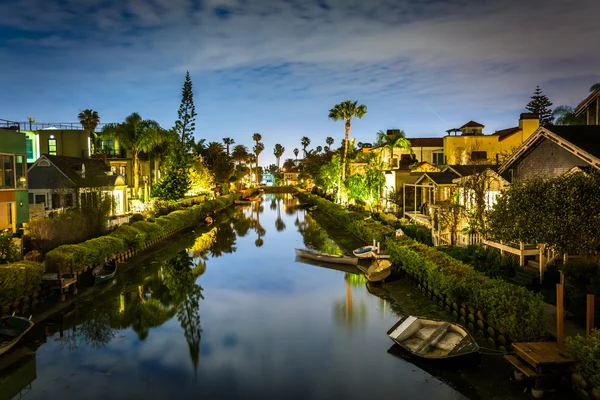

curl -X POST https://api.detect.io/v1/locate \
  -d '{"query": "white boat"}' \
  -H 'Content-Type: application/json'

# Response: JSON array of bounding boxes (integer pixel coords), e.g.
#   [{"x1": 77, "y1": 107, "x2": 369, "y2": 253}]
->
[
  {"x1": 387, "y1": 316, "x2": 479, "y2": 360},
  {"x1": 352, "y1": 245, "x2": 375, "y2": 258},
  {"x1": 0, "y1": 314, "x2": 34, "y2": 356},
  {"x1": 294, "y1": 248, "x2": 358, "y2": 266}
]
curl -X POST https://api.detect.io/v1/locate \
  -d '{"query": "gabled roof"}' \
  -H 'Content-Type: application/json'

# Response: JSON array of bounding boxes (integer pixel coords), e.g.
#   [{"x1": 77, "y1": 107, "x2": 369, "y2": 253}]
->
[
  {"x1": 445, "y1": 164, "x2": 498, "y2": 177},
  {"x1": 28, "y1": 155, "x2": 118, "y2": 189},
  {"x1": 459, "y1": 120, "x2": 485, "y2": 129},
  {"x1": 575, "y1": 89, "x2": 600, "y2": 116},
  {"x1": 493, "y1": 126, "x2": 520, "y2": 141},
  {"x1": 499, "y1": 125, "x2": 600, "y2": 174},
  {"x1": 408, "y1": 137, "x2": 443, "y2": 147},
  {"x1": 415, "y1": 171, "x2": 459, "y2": 185},
  {"x1": 452, "y1": 168, "x2": 509, "y2": 185}
]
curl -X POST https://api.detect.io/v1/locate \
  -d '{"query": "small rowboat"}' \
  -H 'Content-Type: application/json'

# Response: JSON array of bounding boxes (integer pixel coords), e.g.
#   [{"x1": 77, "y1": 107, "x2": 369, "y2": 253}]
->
[
  {"x1": 249, "y1": 197, "x2": 261, "y2": 202},
  {"x1": 357, "y1": 259, "x2": 391, "y2": 282},
  {"x1": 93, "y1": 258, "x2": 118, "y2": 285},
  {"x1": 387, "y1": 316, "x2": 479, "y2": 360},
  {"x1": 294, "y1": 248, "x2": 358, "y2": 266},
  {"x1": 0, "y1": 314, "x2": 34, "y2": 356},
  {"x1": 353, "y1": 245, "x2": 375, "y2": 259}
]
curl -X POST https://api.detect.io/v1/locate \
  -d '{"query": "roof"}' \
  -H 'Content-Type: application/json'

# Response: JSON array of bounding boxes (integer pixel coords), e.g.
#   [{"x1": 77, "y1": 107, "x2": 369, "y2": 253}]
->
[
  {"x1": 499, "y1": 125, "x2": 600, "y2": 174},
  {"x1": 45, "y1": 155, "x2": 110, "y2": 183},
  {"x1": 28, "y1": 155, "x2": 116, "y2": 189},
  {"x1": 493, "y1": 126, "x2": 520, "y2": 140},
  {"x1": 446, "y1": 164, "x2": 499, "y2": 177},
  {"x1": 415, "y1": 171, "x2": 459, "y2": 185},
  {"x1": 575, "y1": 89, "x2": 600, "y2": 116},
  {"x1": 408, "y1": 137, "x2": 443, "y2": 147},
  {"x1": 459, "y1": 120, "x2": 485, "y2": 129}
]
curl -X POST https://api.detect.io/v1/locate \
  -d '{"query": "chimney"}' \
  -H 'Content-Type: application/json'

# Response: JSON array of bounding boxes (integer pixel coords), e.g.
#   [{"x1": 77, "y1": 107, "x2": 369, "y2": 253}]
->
[{"x1": 519, "y1": 113, "x2": 540, "y2": 141}]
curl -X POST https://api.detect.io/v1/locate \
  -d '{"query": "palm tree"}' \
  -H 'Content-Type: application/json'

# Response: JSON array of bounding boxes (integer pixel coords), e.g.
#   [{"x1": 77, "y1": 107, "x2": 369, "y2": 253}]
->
[
  {"x1": 253, "y1": 142, "x2": 265, "y2": 185},
  {"x1": 328, "y1": 100, "x2": 368, "y2": 180},
  {"x1": 552, "y1": 106, "x2": 585, "y2": 125},
  {"x1": 149, "y1": 128, "x2": 177, "y2": 182},
  {"x1": 591, "y1": 83, "x2": 600, "y2": 92},
  {"x1": 102, "y1": 112, "x2": 160, "y2": 197},
  {"x1": 192, "y1": 138, "x2": 206, "y2": 156},
  {"x1": 222, "y1": 137, "x2": 235, "y2": 155},
  {"x1": 252, "y1": 133, "x2": 262, "y2": 145},
  {"x1": 204, "y1": 142, "x2": 226, "y2": 175},
  {"x1": 232, "y1": 144, "x2": 249, "y2": 165},
  {"x1": 78, "y1": 109, "x2": 100, "y2": 154},
  {"x1": 376, "y1": 129, "x2": 412, "y2": 167},
  {"x1": 326, "y1": 136, "x2": 334, "y2": 148},
  {"x1": 273, "y1": 143, "x2": 285, "y2": 170},
  {"x1": 316, "y1": 145, "x2": 323, "y2": 154},
  {"x1": 301, "y1": 137, "x2": 311, "y2": 158},
  {"x1": 293, "y1": 148, "x2": 299, "y2": 162},
  {"x1": 246, "y1": 154, "x2": 256, "y2": 185}
]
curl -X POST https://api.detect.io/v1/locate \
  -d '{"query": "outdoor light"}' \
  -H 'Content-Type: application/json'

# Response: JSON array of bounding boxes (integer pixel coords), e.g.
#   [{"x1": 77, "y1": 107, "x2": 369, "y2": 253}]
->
[
  {"x1": 19, "y1": 201, "x2": 23, "y2": 207},
  {"x1": 50, "y1": 134, "x2": 55, "y2": 139}
]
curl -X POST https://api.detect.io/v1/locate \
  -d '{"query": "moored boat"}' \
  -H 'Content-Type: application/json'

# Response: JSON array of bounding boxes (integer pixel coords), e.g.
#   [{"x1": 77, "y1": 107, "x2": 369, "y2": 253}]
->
[
  {"x1": 365, "y1": 259, "x2": 391, "y2": 282},
  {"x1": 294, "y1": 248, "x2": 358, "y2": 266},
  {"x1": 353, "y1": 245, "x2": 375, "y2": 259},
  {"x1": 92, "y1": 258, "x2": 118, "y2": 285},
  {"x1": 387, "y1": 316, "x2": 479, "y2": 360},
  {"x1": 234, "y1": 199, "x2": 252, "y2": 205},
  {"x1": 0, "y1": 314, "x2": 34, "y2": 356},
  {"x1": 249, "y1": 196, "x2": 261, "y2": 202}
]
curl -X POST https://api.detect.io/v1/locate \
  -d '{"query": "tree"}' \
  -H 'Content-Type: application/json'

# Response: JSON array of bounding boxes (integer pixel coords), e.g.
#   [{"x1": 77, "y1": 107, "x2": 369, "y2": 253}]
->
[
  {"x1": 149, "y1": 127, "x2": 178, "y2": 183},
  {"x1": 316, "y1": 146, "x2": 323, "y2": 153},
  {"x1": 231, "y1": 144, "x2": 249, "y2": 165},
  {"x1": 315, "y1": 155, "x2": 342, "y2": 194},
  {"x1": 591, "y1": 83, "x2": 600, "y2": 92},
  {"x1": 187, "y1": 155, "x2": 213, "y2": 196},
  {"x1": 301, "y1": 136, "x2": 311, "y2": 157},
  {"x1": 436, "y1": 193, "x2": 465, "y2": 246},
  {"x1": 525, "y1": 86, "x2": 553, "y2": 126},
  {"x1": 344, "y1": 154, "x2": 385, "y2": 212},
  {"x1": 326, "y1": 137, "x2": 334, "y2": 148},
  {"x1": 151, "y1": 150, "x2": 191, "y2": 201},
  {"x1": 376, "y1": 129, "x2": 411, "y2": 166},
  {"x1": 175, "y1": 71, "x2": 197, "y2": 151},
  {"x1": 273, "y1": 143, "x2": 285, "y2": 170},
  {"x1": 328, "y1": 100, "x2": 367, "y2": 181},
  {"x1": 253, "y1": 142, "x2": 265, "y2": 185},
  {"x1": 78, "y1": 109, "x2": 100, "y2": 154},
  {"x1": 293, "y1": 148, "x2": 299, "y2": 162},
  {"x1": 102, "y1": 112, "x2": 159, "y2": 197},
  {"x1": 192, "y1": 138, "x2": 206, "y2": 156},
  {"x1": 222, "y1": 137, "x2": 235, "y2": 155},
  {"x1": 553, "y1": 105, "x2": 586, "y2": 125},
  {"x1": 282, "y1": 158, "x2": 296, "y2": 171},
  {"x1": 252, "y1": 133, "x2": 262, "y2": 145}
]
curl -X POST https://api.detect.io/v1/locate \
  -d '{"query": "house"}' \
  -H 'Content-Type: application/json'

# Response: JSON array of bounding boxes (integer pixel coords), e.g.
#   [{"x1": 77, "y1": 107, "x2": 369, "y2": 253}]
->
[
  {"x1": 283, "y1": 167, "x2": 301, "y2": 185},
  {"x1": 575, "y1": 88, "x2": 600, "y2": 125},
  {"x1": 364, "y1": 132, "x2": 444, "y2": 169},
  {"x1": 27, "y1": 155, "x2": 129, "y2": 216},
  {"x1": 443, "y1": 114, "x2": 540, "y2": 165},
  {"x1": 499, "y1": 125, "x2": 600, "y2": 181},
  {"x1": 0, "y1": 123, "x2": 29, "y2": 233}
]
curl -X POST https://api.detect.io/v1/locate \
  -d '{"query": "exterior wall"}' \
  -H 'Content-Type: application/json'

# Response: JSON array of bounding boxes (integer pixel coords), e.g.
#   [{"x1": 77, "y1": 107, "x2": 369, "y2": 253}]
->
[
  {"x1": 444, "y1": 135, "x2": 502, "y2": 165},
  {"x1": 0, "y1": 130, "x2": 29, "y2": 232},
  {"x1": 21, "y1": 130, "x2": 39, "y2": 162},
  {"x1": 510, "y1": 138, "x2": 591, "y2": 181},
  {"x1": 38, "y1": 129, "x2": 90, "y2": 158},
  {"x1": 370, "y1": 146, "x2": 444, "y2": 168}
]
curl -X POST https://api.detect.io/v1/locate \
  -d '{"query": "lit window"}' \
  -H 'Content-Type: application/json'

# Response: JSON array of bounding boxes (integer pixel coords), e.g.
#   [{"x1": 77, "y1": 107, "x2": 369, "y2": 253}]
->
[
  {"x1": 26, "y1": 138, "x2": 34, "y2": 160},
  {"x1": 48, "y1": 139, "x2": 57, "y2": 155}
]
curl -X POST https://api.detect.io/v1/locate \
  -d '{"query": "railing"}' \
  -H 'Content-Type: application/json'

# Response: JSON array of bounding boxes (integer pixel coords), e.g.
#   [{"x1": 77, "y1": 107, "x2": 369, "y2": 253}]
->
[
  {"x1": 0, "y1": 118, "x2": 20, "y2": 130},
  {"x1": 15, "y1": 121, "x2": 113, "y2": 131},
  {"x1": 108, "y1": 215, "x2": 130, "y2": 228}
]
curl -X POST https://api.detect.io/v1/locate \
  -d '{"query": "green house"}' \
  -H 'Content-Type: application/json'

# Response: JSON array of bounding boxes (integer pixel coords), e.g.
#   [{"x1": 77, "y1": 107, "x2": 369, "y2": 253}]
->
[{"x1": 0, "y1": 124, "x2": 29, "y2": 232}]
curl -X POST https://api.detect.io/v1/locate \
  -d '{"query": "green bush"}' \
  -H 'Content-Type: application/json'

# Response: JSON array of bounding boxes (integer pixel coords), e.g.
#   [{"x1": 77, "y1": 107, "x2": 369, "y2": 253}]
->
[
  {"x1": 110, "y1": 225, "x2": 147, "y2": 250},
  {"x1": 130, "y1": 213, "x2": 144, "y2": 222},
  {"x1": 398, "y1": 220, "x2": 434, "y2": 246},
  {"x1": 386, "y1": 236, "x2": 545, "y2": 341},
  {"x1": 439, "y1": 245, "x2": 519, "y2": 279},
  {"x1": 131, "y1": 221, "x2": 164, "y2": 242},
  {"x1": 560, "y1": 261, "x2": 600, "y2": 322},
  {"x1": 0, "y1": 231, "x2": 22, "y2": 264},
  {"x1": 0, "y1": 261, "x2": 44, "y2": 306},
  {"x1": 567, "y1": 330, "x2": 600, "y2": 388}
]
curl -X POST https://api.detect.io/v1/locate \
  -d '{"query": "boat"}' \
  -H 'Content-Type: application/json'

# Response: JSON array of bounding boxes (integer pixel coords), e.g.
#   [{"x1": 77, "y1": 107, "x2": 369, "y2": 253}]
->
[
  {"x1": 234, "y1": 199, "x2": 252, "y2": 205},
  {"x1": 307, "y1": 206, "x2": 318, "y2": 211},
  {"x1": 353, "y1": 245, "x2": 375, "y2": 258},
  {"x1": 249, "y1": 197, "x2": 261, "y2": 202},
  {"x1": 205, "y1": 216, "x2": 213, "y2": 226},
  {"x1": 294, "y1": 248, "x2": 358, "y2": 266},
  {"x1": 387, "y1": 316, "x2": 479, "y2": 360},
  {"x1": 92, "y1": 258, "x2": 118, "y2": 285},
  {"x1": 0, "y1": 314, "x2": 34, "y2": 356},
  {"x1": 357, "y1": 259, "x2": 391, "y2": 282}
]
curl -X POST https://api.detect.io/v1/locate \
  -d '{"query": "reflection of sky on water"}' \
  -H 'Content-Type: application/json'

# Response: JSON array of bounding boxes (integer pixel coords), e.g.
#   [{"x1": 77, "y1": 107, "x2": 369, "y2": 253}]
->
[{"x1": 21, "y1": 194, "x2": 464, "y2": 400}]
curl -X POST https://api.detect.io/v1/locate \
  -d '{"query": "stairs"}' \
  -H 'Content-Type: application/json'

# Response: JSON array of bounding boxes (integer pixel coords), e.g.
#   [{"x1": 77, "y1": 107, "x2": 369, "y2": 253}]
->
[{"x1": 509, "y1": 262, "x2": 540, "y2": 286}]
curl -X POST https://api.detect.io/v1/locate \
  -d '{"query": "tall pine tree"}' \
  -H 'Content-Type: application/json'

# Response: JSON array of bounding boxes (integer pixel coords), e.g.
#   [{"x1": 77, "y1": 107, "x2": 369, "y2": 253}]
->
[
  {"x1": 175, "y1": 71, "x2": 197, "y2": 151},
  {"x1": 526, "y1": 86, "x2": 553, "y2": 126}
]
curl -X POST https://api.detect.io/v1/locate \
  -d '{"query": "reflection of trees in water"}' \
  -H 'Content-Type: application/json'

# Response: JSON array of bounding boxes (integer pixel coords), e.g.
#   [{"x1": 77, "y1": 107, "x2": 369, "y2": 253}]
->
[
  {"x1": 254, "y1": 203, "x2": 266, "y2": 248},
  {"x1": 334, "y1": 273, "x2": 368, "y2": 330},
  {"x1": 162, "y1": 251, "x2": 204, "y2": 374},
  {"x1": 233, "y1": 209, "x2": 252, "y2": 237},
  {"x1": 211, "y1": 222, "x2": 237, "y2": 257},
  {"x1": 275, "y1": 197, "x2": 286, "y2": 232},
  {"x1": 79, "y1": 309, "x2": 116, "y2": 349},
  {"x1": 296, "y1": 213, "x2": 342, "y2": 255}
]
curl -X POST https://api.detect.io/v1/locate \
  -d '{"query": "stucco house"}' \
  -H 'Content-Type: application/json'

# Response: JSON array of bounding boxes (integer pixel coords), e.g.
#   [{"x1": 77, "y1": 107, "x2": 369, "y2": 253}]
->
[{"x1": 0, "y1": 122, "x2": 29, "y2": 232}]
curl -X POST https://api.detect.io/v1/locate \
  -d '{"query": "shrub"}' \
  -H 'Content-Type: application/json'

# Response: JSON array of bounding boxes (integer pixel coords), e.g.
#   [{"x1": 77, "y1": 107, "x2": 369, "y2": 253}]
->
[
  {"x1": 398, "y1": 220, "x2": 433, "y2": 246},
  {"x1": 0, "y1": 231, "x2": 22, "y2": 264},
  {"x1": 109, "y1": 225, "x2": 147, "y2": 251},
  {"x1": 567, "y1": 330, "x2": 600, "y2": 388},
  {"x1": 131, "y1": 221, "x2": 164, "y2": 242},
  {"x1": 439, "y1": 245, "x2": 519, "y2": 279},
  {"x1": 0, "y1": 261, "x2": 44, "y2": 306},
  {"x1": 130, "y1": 213, "x2": 144, "y2": 223},
  {"x1": 560, "y1": 261, "x2": 600, "y2": 322}
]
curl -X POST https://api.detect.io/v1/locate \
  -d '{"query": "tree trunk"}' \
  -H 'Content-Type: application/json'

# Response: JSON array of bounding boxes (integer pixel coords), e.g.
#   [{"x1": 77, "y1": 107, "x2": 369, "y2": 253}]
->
[
  {"x1": 256, "y1": 157, "x2": 260, "y2": 186},
  {"x1": 154, "y1": 157, "x2": 161, "y2": 183},
  {"x1": 342, "y1": 121, "x2": 351, "y2": 181},
  {"x1": 133, "y1": 151, "x2": 140, "y2": 198}
]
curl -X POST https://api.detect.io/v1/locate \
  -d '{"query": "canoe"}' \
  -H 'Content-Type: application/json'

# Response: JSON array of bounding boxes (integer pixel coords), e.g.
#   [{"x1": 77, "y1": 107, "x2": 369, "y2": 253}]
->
[
  {"x1": 387, "y1": 316, "x2": 479, "y2": 360},
  {"x1": 0, "y1": 315, "x2": 34, "y2": 356},
  {"x1": 353, "y1": 245, "x2": 375, "y2": 259},
  {"x1": 93, "y1": 258, "x2": 117, "y2": 285},
  {"x1": 294, "y1": 248, "x2": 358, "y2": 266}
]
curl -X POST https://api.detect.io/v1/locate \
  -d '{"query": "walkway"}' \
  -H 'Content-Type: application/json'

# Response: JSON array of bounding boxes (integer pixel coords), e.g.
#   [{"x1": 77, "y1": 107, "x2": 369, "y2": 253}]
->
[{"x1": 542, "y1": 302, "x2": 586, "y2": 339}]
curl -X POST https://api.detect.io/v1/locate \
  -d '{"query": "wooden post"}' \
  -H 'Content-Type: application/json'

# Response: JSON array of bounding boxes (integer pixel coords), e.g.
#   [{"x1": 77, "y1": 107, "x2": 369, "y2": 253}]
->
[
  {"x1": 557, "y1": 271, "x2": 564, "y2": 344},
  {"x1": 587, "y1": 294, "x2": 595, "y2": 336},
  {"x1": 519, "y1": 241, "x2": 525, "y2": 267},
  {"x1": 402, "y1": 184, "x2": 406, "y2": 220},
  {"x1": 539, "y1": 244, "x2": 545, "y2": 284},
  {"x1": 500, "y1": 240, "x2": 504, "y2": 256}
]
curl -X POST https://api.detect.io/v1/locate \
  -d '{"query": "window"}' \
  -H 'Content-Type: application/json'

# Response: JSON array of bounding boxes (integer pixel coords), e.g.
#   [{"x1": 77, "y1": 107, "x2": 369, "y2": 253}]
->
[
  {"x1": 35, "y1": 194, "x2": 46, "y2": 208},
  {"x1": 48, "y1": 139, "x2": 57, "y2": 155},
  {"x1": 28, "y1": 193, "x2": 33, "y2": 204},
  {"x1": 15, "y1": 155, "x2": 26, "y2": 188},
  {"x1": 119, "y1": 165, "x2": 126, "y2": 176},
  {"x1": 51, "y1": 193, "x2": 61, "y2": 209},
  {"x1": 64, "y1": 193, "x2": 74, "y2": 207},
  {"x1": 0, "y1": 155, "x2": 15, "y2": 189},
  {"x1": 470, "y1": 151, "x2": 488, "y2": 162},
  {"x1": 433, "y1": 152, "x2": 444, "y2": 166},
  {"x1": 26, "y1": 138, "x2": 34, "y2": 160}
]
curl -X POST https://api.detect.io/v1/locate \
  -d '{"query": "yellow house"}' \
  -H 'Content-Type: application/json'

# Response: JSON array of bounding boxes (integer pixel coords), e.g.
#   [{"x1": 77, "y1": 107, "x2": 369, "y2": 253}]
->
[
  {"x1": 364, "y1": 134, "x2": 444, "y2": 169},
  {"x1": 443, "y1": 114, "x2": 540, "y2": 165}
]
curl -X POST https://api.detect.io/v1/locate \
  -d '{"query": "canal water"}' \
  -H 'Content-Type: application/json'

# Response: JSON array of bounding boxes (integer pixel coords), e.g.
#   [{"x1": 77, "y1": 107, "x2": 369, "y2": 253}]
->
[{"x1": 1, "y1": 194, "x2": 464, "y2": 400}]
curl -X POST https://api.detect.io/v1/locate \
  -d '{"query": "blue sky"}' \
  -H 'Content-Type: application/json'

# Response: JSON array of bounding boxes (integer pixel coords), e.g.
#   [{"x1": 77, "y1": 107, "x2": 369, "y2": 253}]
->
[{"x1": 1, "y1": 0, "x2": 598, "y2": 165}]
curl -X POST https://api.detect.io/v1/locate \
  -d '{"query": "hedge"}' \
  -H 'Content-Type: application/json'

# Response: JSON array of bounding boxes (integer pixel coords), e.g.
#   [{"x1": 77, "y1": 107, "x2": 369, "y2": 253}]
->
[
  {"x1": 44, "y1": 194, "x2": 235, "y2": 274},
  {"x1": 0, "y1": 261, "x2": 44, "y2": 306},
  {"x1": 386, "y1": 236, "x2": 545, "y2": 341}
]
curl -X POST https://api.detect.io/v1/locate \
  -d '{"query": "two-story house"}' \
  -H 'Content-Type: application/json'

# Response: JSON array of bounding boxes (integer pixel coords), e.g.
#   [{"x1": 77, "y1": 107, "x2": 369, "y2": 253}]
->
[{"x1": 0, "y1": 121, "x2": 29, "y2": 232}]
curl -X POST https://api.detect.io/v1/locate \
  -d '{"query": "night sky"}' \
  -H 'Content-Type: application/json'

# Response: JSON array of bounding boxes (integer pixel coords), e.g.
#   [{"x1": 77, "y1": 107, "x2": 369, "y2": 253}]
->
[{"x1": 1, "y1": 0, "x2": 598, "y2": 164}]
